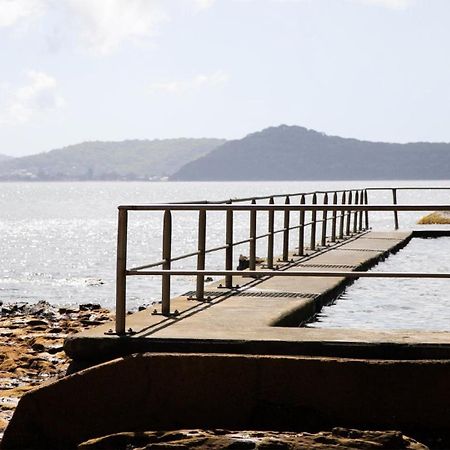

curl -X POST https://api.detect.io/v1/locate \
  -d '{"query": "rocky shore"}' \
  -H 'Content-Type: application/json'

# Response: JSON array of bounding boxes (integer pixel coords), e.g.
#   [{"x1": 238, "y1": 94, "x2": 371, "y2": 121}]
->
[
  {"x1": 0, "y1": 301, "x2": 113, "y2": 436},
  {"x1": 78, "y1": 428, "x2": 428, "y2": 450}
]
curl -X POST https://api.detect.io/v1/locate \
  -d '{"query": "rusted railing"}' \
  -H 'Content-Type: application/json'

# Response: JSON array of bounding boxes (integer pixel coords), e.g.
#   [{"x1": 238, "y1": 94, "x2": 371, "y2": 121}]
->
[{"x1": 113, "y1": 186, "x2": 450, "y2": 335}]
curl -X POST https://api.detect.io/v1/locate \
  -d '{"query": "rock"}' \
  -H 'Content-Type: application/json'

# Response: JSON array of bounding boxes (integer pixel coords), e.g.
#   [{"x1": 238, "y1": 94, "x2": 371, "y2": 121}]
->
[
  {"x1": 59, "y1": 307, "x2": 78, "y2": 314},
  {"x1": 77, "y1": 429, "x2": 429, "y2": 450},
  {"x1": 0, "y1": 301, "x2": 113, "y2": 435},
  {"x1": 80, "y1": 319, "x2": 103, "y2": 326},
  {"x1": 0, "y1": 417, "x2": 9, "y2": 432},
  {"x1": 79, "y1": 303, "x2": 101, "y2": 311},
  {"x1": 237, "y1": 254, "x2": 249, "y2": 270},
  {"x1": 47, "y1": 345, "x2": 64, "y2": 355},
  {"x1": 49, "y1": 327, "x2": 63, "y2": 333},
  {"x1": 417, "y1": 211, "x2": 450, "y2": 224},
  {"x1": 31, "y1": 342, "x2": 46, "y2": 352}
]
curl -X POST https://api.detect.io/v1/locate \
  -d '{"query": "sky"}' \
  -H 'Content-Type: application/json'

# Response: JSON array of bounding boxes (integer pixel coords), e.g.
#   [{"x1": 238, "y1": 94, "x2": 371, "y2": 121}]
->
[{"x1": 0, "y1": 0, "x2": 450, "y2": 156}]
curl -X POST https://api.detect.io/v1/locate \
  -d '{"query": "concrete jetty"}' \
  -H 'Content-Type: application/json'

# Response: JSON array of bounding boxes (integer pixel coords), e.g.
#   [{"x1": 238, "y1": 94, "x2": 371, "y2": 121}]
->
[{"x1": 65, "y1": 230, "x2": 450, "y2": 363}]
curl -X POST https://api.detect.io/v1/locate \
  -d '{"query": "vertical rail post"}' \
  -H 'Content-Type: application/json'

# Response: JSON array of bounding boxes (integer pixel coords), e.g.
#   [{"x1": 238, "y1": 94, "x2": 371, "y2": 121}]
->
[
  {"x1": 225, "y1": 202, "x2": 234, "y2": 288},
  {"x1": 331, "y1": 192, "x2": 338, "y2": 242},
  {"x1": 358, "y1": 189, "x2": 364, "y2": 231},
  {"x1": 364, "y1": 189, "x2": 369, "y2": 229},
  {"x1": 298, "y1": 195, "x2": 305, "y2": 256},
  {"x1": 392, "y1": 188, "x2": 399, "y2": 230},
  {"x1": 353, "y1": 190, "x2": 359, "y2": 233},
  {"x1": 321, "y1": 193, "x2": 328, "y2": 247},
  {"x1": 196, "y1": 209, "x2": 206, "y2": 301},
  {"x1": 282, "y1": 196, "x2": 290, "y2": 261},
  {"x1": 267, "y1": 197, "x2": 274, "y2": 268},
  {"x1": 346, "y1": 190, "x2": 352, "y2": 236},
  {"x1": 310, "y1": 193, "x2": 317, "y2": 251},
  {"x1": 339, "y1": 191, "x2": 346, "y2": 239},
  {"x1": 249, "y1": 199, "x2": 257, "y2": 271},
  {"x1": 161, "y1": 209, "x2": 172, "y2": 316},
  {"x1": 115, "y1": 208, "x2": 128, "y2": 335}
]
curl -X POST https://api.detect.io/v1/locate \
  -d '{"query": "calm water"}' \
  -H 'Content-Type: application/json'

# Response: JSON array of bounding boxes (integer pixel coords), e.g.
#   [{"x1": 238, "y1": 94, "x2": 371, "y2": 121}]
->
[
  {"x1": 308, "y1": 237, "x2": 450, "y2": 331},
  {"x1": 0, "y1": 180, "x2": 449, "y2": 317}
]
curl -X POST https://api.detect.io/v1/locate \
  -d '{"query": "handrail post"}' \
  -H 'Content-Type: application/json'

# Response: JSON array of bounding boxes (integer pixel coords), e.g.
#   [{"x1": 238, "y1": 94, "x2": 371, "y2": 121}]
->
[
  {"x1": 282, "y1": 196, "x2": 290, "y2": 261},
  {"x1": 298, "y1": 195, "x2": 305, "y2": 256},
  {"x1": 310, "y1": 193, "x2": 317, "y2": 250},
  {"x1": 321, "y1": 193, "x2": 328, "y2": 247},
  {"x1": 339, "y1": 191, "x2": 346, "y2": 239},
  {"x1": 353, "y1": 190, "x2": 359, "y2": 233},
  {"x1": 364, "y1": 189, "x2": 369, "y2": 229},
  {"x1": 267, "y1": 197, "x2": 274, "y2": 268},
  {"x1": 249, "y1": 199, "x2": 257, "y2": 271},
  {"x1": 161, "y1": 209, "x2": 172, "y2": 315},
  {"x1": 196, "y1": 209, "x2": 206, "y2": 301},
  {"x1": 346, "y1": 190, "x2": 352, "y2": 235},
  {"x1": 358, "y1": 189, "x2": 364, "y2": 231},
  {"x1": 392, "y1": 188, "x2": 399, "y2": 230},
  {"x1": 225, "y1": 203, "x2": 233, "y2": 288},
  {"x1": 331, "y1": 192, "x2": 337, "y2": 242},
  {"x1": 115, "y1": 208, "x2": 128, "y2": 335}
]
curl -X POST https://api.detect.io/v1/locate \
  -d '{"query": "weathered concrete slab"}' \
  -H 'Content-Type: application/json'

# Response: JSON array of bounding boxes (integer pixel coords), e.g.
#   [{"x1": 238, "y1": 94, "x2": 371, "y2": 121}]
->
[{"x1": 3, "y1": 352, "x2": 450, "y2": 449}]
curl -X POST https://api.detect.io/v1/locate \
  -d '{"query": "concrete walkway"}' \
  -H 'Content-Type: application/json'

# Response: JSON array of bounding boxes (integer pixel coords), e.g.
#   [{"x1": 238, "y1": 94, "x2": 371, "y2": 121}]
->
[{"x1": 65, "y1": 230, "x2": 450, "y2": 362}]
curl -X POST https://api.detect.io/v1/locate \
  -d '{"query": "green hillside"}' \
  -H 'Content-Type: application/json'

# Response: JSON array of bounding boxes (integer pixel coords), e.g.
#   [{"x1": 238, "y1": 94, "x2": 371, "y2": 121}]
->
[
  {"x1": 0, "y1": 154, "x2": 13, "y2": 162},
  {"x1": 172, "y1": 125, "x2": 450, "y2": 181},
  {"x1": 0, "y1": 139, "x2": 225, "y2": 181}
]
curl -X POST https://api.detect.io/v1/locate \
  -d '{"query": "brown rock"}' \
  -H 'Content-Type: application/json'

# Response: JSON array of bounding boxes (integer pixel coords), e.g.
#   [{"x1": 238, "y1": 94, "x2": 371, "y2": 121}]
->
[
  {"x1": 79, "y1": 303, "x2": 101, "y2": 311},
  {"x1": 0, "y1": 301, "x2": 113, "y2": 436},
  {"x1": 77, "y1": 429, "x2": 428, "y2": 450},
  {"x1": 0, "y1": 417, "x2": 9, "y2": 432},
  {"x1": 49, "y1": 327, "x2": 63, "y2": 333},
  {"x1": 26, "y1": 319, "x2": 48, "y2": 327}
]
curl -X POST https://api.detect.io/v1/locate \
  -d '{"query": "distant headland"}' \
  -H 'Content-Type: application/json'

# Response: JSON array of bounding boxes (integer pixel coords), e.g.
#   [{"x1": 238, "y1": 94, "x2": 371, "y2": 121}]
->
[{"x1": 1, "y1": 125, "x2": 450, "y2": 181}]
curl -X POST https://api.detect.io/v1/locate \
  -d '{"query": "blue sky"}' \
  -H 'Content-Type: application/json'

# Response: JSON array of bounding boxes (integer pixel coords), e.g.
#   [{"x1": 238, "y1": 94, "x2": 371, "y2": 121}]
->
[{"x1": 0, "y1": 0, "x2": 449, "y2": 156}]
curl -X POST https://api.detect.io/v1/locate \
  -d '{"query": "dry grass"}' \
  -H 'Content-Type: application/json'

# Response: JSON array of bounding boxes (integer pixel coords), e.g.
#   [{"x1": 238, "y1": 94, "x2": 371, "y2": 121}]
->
[{"x1": 417, "y1": 212, "x2": 450, "y2": 224}]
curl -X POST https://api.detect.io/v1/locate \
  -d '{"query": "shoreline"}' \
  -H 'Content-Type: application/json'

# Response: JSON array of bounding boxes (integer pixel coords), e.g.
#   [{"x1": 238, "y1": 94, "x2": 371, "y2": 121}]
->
[{"x1": 0, "y1": 301, "x2": 113, "y2": 436}]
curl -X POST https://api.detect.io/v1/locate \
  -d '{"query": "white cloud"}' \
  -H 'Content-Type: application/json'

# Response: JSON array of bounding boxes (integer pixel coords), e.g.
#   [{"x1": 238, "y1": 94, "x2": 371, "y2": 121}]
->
[
  {"x1": 0, "y1": 71, "x2": 65, "y2": 125},
  {"x1": 148, "y1": 70, "x2": 229, "y2": 95},
  {"x1": 0, "y1": 0, "x2": 216, "y2": 54},
  {"x1": 349, "y1": 0, "x2": 413, "y2": 9},
  {"x1": 0, "y1": 0, "x2": 44, "y2": 27},
  {"x1": 64, "y1": 0, "x2": 169, "y2": 55},
  {"x1": 267, "y1": 0, "x2": 413, "y2": 8},
  {"x1": 192, "y1": 0, "x2": 216, "y2": 9}
]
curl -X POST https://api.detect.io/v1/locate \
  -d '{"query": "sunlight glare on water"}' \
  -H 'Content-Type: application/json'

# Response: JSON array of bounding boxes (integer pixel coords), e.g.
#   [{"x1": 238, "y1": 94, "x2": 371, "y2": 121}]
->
[{"x1": 0, "y1": 180, "x2": 449, "y2": 312}]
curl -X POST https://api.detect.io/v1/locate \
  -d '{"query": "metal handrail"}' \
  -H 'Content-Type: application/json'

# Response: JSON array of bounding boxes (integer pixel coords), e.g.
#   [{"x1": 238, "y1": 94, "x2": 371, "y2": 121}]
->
[
  {"x1": 118, "y1": 204, "x2": 449, "y2": 211},
  {"x1": 169, "y1": 186, "x2": 450, "y2": 205},
  {"x1": 114, "y1": 192, "x2": 450, "y2": 334},
  {"x1": 128, "y1": 269, "x2": 450, "y2": 279}
]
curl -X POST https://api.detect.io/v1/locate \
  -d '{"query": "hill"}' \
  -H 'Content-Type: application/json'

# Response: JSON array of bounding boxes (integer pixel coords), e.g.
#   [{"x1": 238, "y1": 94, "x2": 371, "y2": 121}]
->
[
  {"x1": 0, "y1": 139, "x2": 225, "y2": 181},
  {"x1": 0, "y1": 154, "x2": 13, "y2": 162},
  {"x1": 172, "y1": 125, "x2": 450, "y2": 180}
]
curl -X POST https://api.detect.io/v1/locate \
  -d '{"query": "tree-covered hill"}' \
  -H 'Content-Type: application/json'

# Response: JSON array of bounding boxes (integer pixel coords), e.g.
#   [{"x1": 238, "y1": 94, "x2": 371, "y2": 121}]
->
[
  {"x1": 0, "y1": 154, "x2": 13, "y2": 162},
  {"x1": 172, "y1": 125, "x2": 450, "y2": 180},
  {"x1": 0, "y1": 139, "x2": 225, "y2": 181}
]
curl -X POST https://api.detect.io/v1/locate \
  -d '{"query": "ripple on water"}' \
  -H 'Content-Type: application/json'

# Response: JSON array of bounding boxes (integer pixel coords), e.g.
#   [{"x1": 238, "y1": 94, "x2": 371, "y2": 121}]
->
[{"x1": 307, "y1": 237, "x2": 450, "y2": 331}]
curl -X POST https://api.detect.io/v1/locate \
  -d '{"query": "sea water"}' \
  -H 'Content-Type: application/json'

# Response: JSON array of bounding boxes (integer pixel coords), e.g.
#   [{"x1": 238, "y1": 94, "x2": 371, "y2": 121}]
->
[
  {"x1": 0, "y1": 180, "x2": 449, "y2": 320},
  {"x1": 307, "y1": 236, "x2": 450, "y2": 331}
]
